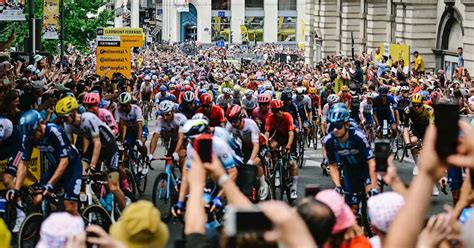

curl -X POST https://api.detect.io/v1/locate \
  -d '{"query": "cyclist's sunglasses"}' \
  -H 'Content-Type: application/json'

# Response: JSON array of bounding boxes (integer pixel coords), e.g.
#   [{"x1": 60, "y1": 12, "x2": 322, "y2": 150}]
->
[
  {"x1": 229, "y1": 118, "x2": 241, "y2": 124},
  {"x1": 202, "y1": 104, "x2": 211, "y2": 109},
  {"x1": 259, "y1": 102, "x2": 269, "y2": 106},
  {"x1": 162, "y1": 112, "x2": 172, "y2": 117},
  {"x1": 331, "y1": 122, "x2": 345, "y2": 130},
  {"x1": 271, "y1": 108, "x2": 282, "y2": 113},
  {"x1": 84, "y1": 104, "x2": 97, "y2": 109},
  {"x1": 413, "y1": 104, "x2": 422, "y2": 109}
]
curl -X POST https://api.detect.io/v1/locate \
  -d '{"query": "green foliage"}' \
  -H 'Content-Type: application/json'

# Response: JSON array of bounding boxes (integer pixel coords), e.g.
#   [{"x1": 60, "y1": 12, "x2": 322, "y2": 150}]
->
[{"x1": 0, "y1": 0, "x2": 113, "y2": 54}]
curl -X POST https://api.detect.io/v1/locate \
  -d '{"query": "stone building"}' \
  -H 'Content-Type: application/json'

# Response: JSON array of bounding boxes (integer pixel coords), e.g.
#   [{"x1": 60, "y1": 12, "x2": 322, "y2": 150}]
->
[{"x1": 304, "y1": 0, "x2": 473, "y2": 74}]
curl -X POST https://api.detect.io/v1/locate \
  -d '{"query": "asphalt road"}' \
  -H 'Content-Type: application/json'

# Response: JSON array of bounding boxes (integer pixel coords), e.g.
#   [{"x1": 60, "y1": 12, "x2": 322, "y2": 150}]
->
[{"x1": 140, "y1": 119, "x2": 452, "y2": 247}]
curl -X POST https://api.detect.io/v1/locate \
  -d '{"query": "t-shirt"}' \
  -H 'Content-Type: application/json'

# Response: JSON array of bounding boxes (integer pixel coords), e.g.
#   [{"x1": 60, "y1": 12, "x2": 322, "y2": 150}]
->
[
  {"x1": 265, "y1": 112, "x2": 295, "y2": 137},
  {"x1": 197, "y1": 105, "x2": 225, "y2": 127},
  {"x1": 415, "y1": 55, "x2": 425, "y2": 72}
]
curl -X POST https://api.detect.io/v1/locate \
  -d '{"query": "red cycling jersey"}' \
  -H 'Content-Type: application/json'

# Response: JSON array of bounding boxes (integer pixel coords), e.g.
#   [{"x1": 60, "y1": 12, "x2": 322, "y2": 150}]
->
[
  {"x1": 337, "y1": 92, "x2": 352, "y2": 104},
  {"x1": 197, "y1": 105, "x2": 225, "y2": 127},
  {"x1": 265, "y1": 112, "x2": 295, "y2": 137}
]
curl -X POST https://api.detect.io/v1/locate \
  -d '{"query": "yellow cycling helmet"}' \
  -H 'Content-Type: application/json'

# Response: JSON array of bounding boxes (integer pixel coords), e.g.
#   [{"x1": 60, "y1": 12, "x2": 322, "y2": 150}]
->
[
  {"x1": 302, "y1": 80, "x2": 309, "y2": 87},
  {"x1": 55, "y1": 96, "x2": 79, "y2": 116},
  {"x1": 341, "y1": 85, "x2": 349, "y2": 92},
  {"x1": 308, "y1": 87, "x2": 317, "y2": 94},
  {"x1": 411, "y1": 93, "x2": 423, "y2": 104}
]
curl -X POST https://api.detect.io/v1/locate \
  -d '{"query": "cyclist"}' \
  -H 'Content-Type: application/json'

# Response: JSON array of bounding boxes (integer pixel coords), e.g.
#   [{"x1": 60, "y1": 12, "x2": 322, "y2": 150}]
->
[
  {"x1": 359, "y1": 92, "x2": 374, "y2": 126},
  {"x1": 232, "y1": 85, "x2": 242, "y2": 105},
  {"x1": 293, "y1": 87, "x2": 313, "y2": 137},
  {"x1": 82, "y1": 92, "x2": 119, "y2": 135},
  {"x1": 253, "y1": 93, "x2": 272, "y2": 133},
  {"x1": 197, "y1": 93, "x2": 225, "y2": 127},
  {"x1": 8, "y1": 110, "x2": 82, "y2": 216},
  {"x1": 281, "y1": 90, "x2": 303, "y2": 133},
  {"x1": 337, "y1": 85, "x2": 352, "y2": 110},
  {"x1": 149, "y1": 100, "x2": 188, "y2": 167},
  {"x1": 179, "y1": 91, "x2": 200, "y2": 119},
  {"x1": 320, "y1": 94, "x2": 340, "y2": 136},
  {"x1": 156, "y1": 85, "x2": 172, "y2": 104},
  {"x1": 1, "y1": 117, "x2": 22, "y2": 190},
  {"x1": 55, "y1": 96, "x2": 126, "y2": 209},
  {"x1": 265, "y1": 99, "x2": 298, "y2": 200},
  {"x1": 373, "y1": 86, "x2": 399, "y2": 140},
  {"x1": 396, "y1": 86, "x2": 411, "y2": 125},
  {"x1": 323, "y1": 106, "x2": 378, "y2": 214},
  {"x1": 139, "y1": 75, "x2": 154, "y2": 119},
  {"x1": 226, "y1": 104, "x2": 269, "y2": 200},
  {"x1": 241, "y1": 89, "x2": 258, "y2": 117},
  {"x1": 308, "y1": 87, "x2": 320, "y2": 127},
  {"x1": 216, "y1": 87, "x2": 233, "y2": 113},
  {"x1": 115, "y1": 92, "x2": 147, "y2": 156}
]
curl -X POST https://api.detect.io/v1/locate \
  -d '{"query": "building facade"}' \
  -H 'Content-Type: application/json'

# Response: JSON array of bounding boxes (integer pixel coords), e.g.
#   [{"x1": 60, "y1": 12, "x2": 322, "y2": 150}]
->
[
  {"x1": 304, "y1": 0, "x2": 474, "y2": 73},
  {"x1": 160, "y1": 0, "x2": 306, "y2": 44}
]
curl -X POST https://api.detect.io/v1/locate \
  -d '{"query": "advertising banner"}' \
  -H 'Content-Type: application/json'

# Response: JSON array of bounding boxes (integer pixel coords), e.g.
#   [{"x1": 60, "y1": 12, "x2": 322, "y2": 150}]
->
[
  {"x1": 43, "y1": 0, "x2": 60, "y2": 39},
  {"x1": 380, "y1": 43, "x2": 410, "y2": 68},
  {"x1": 96, "y1": 47, "x2": 131, "y2": 78},
  {"x1": 0, "y1": 148, "x2": 41, "y2": 190},
  {"x1": 0, "y1": 1, "x2": 26, "y2": 21}
]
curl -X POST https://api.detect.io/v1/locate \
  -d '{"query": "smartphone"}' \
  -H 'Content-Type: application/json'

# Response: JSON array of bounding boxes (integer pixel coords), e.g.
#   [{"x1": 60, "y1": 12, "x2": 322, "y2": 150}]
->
[
  {"x1": 305, "y1": 184, "x2": 321, "y2": 197},
  {"x1": 225, "y1": 207, "x2": 273, "y2": 237},
  {"x1": 194, "y1": 134, "x2": 213, "y2": 163},
  {"x1": 470, "y1": 169, "x2": 474, "y2": 189},
  {"x1": 375, "y1": 140, "x2": 391, "y2": 172},
  {"x1": 434, "y1": 102, "x2": 459, "y2": 160}
]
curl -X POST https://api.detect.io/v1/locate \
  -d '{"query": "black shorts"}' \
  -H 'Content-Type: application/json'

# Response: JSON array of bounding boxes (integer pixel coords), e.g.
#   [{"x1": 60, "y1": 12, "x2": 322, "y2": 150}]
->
[{"x1": 82, "y1": 133, "x2": 119, "y2": 171}]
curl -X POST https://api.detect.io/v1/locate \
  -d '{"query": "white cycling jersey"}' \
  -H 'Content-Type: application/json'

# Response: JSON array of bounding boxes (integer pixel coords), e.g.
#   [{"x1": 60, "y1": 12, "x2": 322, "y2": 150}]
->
[
  {"x1": 216, "y1": 95, "x2": 233, "y2": 108},
  {"x1": 241, "y1": 95, "x2": 258, "y2": 110},
  {"x1": 359, "y1": 100, "x2": 373, "y2": 114},
  {"x1": 185, "y1": 135, "x2": 236, "y2": 170},
  {"x1": 225, "y1": 118, "x2": 259, "y2": 147},
  {"x1": 65, "y1": 112, "x2": 115, "y2": 143},
  {"x1": 154, "y1": 113, "x2": 187, "y2": 135},
  {"x1": 140, "y1": 82, "x2": 154, "y2": 94},
  {"x1": 115, "y1": 104, "x2": 144, "y2": 127},
  {"x1": 321, "y1": 103, "x2": 330, "y2": 123}
]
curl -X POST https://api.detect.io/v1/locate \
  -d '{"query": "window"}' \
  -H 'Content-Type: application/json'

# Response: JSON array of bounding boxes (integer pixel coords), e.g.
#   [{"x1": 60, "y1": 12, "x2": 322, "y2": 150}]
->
[
  {"x1": 246, "y1": 0, "x2": 263, "y2": 8},
  {"x1": 278, "y1": 0, "x2": 296, "y2": 10},
  {"x1": 244, "y1": 16, "x2": 264, "y2": 41},
  {"x1": 212, "y1": 16, "x2": 231, "y2": 41},
  {"x1": 277, "y1": 16, "x2": 296, "y2": 41},
  {"x1": 212, "y1": 0, "x2": 230, "y2": 10}
]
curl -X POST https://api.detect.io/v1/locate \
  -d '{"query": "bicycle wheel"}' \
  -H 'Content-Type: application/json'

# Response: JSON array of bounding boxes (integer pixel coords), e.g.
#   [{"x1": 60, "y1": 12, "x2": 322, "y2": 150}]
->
[
  {"x1": 152, "y1": 173, "x2": 174, "y2": 222},
  {"x1": 394, "y1": 135, "x2": 404, "y2": 161},
  {"x1": 298, "y1": 139, "x2": 305, "y2": 169},
  {"x1": 17, "y1": 212, "x2": 42, "y2": 248},
  {"x1": 271, "y1": 163, "x2": 284, "y2": 201},
  {"x1": 312, "y1": 125, "x2": 319, "y2": 150},
  {"x1": 125, "y1": 168, "x2": 138, "y2": 200},
  {"x1": 360, "y1": 199, "x2": 374, "y2": 237},
  {"x1": 81, "y1": 204, "x2": 112, "y2": 232},
  {"x1": 133, "y1": 159, "x2": 148, "y2": 196},
  {"x1": 263, "y1": 176, "x2": 275, "y2": 201}
]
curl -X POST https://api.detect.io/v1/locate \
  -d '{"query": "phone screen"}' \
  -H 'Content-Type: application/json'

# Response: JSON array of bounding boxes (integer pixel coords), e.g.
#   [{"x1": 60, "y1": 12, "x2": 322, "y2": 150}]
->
[
  {"x1": 236, "y1": 211, "x2": 272, "y2": 232},
  {"x1": 434, "y1": 102, "x2": 459, "y2": 159},
  {"x1": 195, "y1": 135, "x2": 213, "y2": 163},
  {"x1": 375, "y1": 140, "x2": 391, "y2": 172}
]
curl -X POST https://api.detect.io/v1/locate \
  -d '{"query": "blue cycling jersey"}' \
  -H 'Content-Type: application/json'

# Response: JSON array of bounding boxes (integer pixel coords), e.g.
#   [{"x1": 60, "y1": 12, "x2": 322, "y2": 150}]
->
[
  {"x1": 21, "y1": 123, "x2": 79, "y2": 165},
  {"x1": 373, "y1": 94, "x2": 397, "y2": 114},
  {"x1": 178, "y1": 100, "x2": 200, "y2": 119}
]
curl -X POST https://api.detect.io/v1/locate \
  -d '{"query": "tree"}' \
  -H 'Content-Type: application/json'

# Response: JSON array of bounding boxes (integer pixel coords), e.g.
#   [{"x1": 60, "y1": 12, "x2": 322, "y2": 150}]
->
[{"x1": 0, "y1": 0, "x2": 113, "y2": 54}]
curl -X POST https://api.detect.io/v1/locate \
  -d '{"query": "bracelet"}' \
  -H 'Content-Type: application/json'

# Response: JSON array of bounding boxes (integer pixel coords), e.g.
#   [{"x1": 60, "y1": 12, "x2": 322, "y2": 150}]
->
[{"x1": 218, "y1": 173, "x2": 230, "y2": 187}]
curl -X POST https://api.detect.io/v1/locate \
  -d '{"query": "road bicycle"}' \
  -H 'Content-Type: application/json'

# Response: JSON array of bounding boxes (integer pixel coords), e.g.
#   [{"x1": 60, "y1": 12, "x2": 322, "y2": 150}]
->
[
  {"x1": 297, "y1": 131, "x2": 305, "y2": 169},
  {"x1": 271, "y1": 147, "x2": 293, "y2": 204},
  {"x1": 341, "y1": 190, "x2": 373, "y2": 237},
  {"x1": 121, "y1": 141, "x2": 145, "y2": 196},
  {"x1": 151, "y1": 157, "x2": 180, "y2": 222}
]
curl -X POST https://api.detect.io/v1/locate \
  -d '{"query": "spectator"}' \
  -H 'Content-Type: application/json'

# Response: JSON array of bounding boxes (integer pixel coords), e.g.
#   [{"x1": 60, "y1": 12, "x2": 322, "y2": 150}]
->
[
  {"x1": 36, "y1": 212, "x2": 84, "y2": 248},
  {"x1": 413, "y1": 51, "x2": 425, "y2": 76},
  {"x1": 296, "y1": 198, "x2": 336, "y2": 247},
  {"x1": 458, "y1": 47, "x2": 464, "y2": 68},
  {"x1": 109, "y1": 200, "x2": 169, "y2": 248}
]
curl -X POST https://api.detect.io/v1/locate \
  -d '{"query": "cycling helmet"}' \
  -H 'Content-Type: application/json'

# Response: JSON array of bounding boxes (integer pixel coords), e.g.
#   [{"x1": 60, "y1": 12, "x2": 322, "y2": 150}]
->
[
  {"x1": 233, "y1": 85, "x2": 241, "y2": 92},
  {"x1": 271, "y1": 99, "x2": 284, "y2": 109},
  {"x1": 168, "y1": 83, "x2": 176, "y2": 90},
  {"x1": 296, "y1": 87, "x2": 306, "y2": 95},
  {"x1": 0, "y1": 117, "x2": 13, "y2": 141},
  {"x1": 175, "y1": 84, "x2": 182, "y2": 91},
  {"x1": 83, "y1": 93, "x2": 100, "y2": 105},
  {"x1": 55, "y1": 96, "x2": 79, "y2": 116},
  {"x1": 390, "y1": 87, "x2": 398, "y2": 93},
  {"x1": 152, "y1": 75, "x2": 158, "y2": 80},
  {"x1": 227, "y1": 104, "x2": 244, "y2": 120},
  {"x1": 222, "y1": 88, "x2": 231, "y2": 94},
  {"x1": 327, "y1": 94, "x2": 340, "y2": 104},
  {"x1": 159, "y1": 100, "x2": 174, "y2": 113},
  {"x1": 257, "y1": 93, "x2": 272, "y2": 103},
  {"x1": 200, "y1": 93, "x2": 213, "y2": 105},
  {"x1": 19, "y1": 110, "x2": 43, "y2": 136},
  {"x1": 245, "y1": 89, "x2": 254, "y2": 96},
  {"x1": 182, "y1": 119, "x2": 209, "y2": 138},
  {"x1": 192, "y1": 113, "x2": 209, "y2": 121},
  {"x1": 419, "y1": 91, "x2": 430, "y2": 101},
  {"x1": 341, "y1": 85, "x2": 349, "y2": 92},
  {"x1": 202, "y1": 83, "x2": 210, "y2": 90},
  {"x1": 366, "y1": 92, "x2": 374, "y2": 99},
  {"x1": 198, "y1": 89, "x2": 208, "y2": 96},
  {"x1": 264, "y1": 82, "x2": 273, "y2": 90},
  {"x1": 308, "y1": 87, "x2": 317, "y2": 94},
  {"x1": 144, "y1": 75, "x2": 151, "y2": 81},
  {"x1": 159, "y1": 85, "x2": 167, "y2": 92},
  {"x1": 118, "y1": 92, "x2": 132, "y2": 104},
  {"x1": 328, "y1": 106, "x2": 350, "y2": 123},
  {"x1": 184, "y1": 85, "x2": 192, "y2": 92},
  {"x1": 378, "y1": 86, "x2": 388, "y2": 95},
  {"x1": 302, "y1": 80, "x2": 309, "y2": 87},
  {"x1": 411, "y1": 93, "x2": 423, "y2": 104},
  {"x1": 281, "y1": 91, "x2": 293, "y2": 101},
  {"x1": 401, "y1": 86, "x2": 410, "y2": 92},
  {"x1": 183, "y1": 91, "x2": 195, "y2": 103}
]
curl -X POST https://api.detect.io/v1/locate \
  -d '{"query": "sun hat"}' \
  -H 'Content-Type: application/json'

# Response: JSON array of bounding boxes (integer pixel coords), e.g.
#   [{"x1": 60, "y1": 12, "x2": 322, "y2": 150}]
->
[
  {"x1": 110, "y1": 200, "x2": 169, "y2": 248},
  {"x1": 315, "y1": 189, "x2": 356, "y2": 234},
  {"x1": 36, "y1": 212, "x2": 84, "y2": 248},
  {"x1": 34, "y1": 54, "x2": 44, "y2": 63},
  {"x1": 367, "y1": 192, "x2": 405, "y2": 233}
]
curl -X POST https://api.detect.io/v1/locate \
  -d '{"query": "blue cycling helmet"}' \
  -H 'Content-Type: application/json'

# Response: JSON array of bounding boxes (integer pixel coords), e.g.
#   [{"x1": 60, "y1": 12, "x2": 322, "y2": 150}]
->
[
  {"x1": 159, "y1": 85, "x2": 167, "y2": 92},
  {"x1": 281, "y1": 91, "x2": 293, "y2": 101},
  {"x1": 198, "y1": 89, "x2": 208, "y2": 96},
  {"x1": 19, "y1": 110, "x2": 43, "y2": 136},
  {"x1": 331, "y1": 102, "x2": 347, "y2": 110},
  {"x1": 328, "y1": 106, "x2": 350, "y2": 123}
]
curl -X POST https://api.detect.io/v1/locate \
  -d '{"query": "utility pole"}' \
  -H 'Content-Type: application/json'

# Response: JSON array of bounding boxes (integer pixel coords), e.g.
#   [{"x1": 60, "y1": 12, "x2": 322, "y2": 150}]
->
[
  {"x1": 60, "y1": 0, "x2": 65, "y2": 64},
  {"x1": 28, "y1": 0, "x2": 35, "y2": 63}
]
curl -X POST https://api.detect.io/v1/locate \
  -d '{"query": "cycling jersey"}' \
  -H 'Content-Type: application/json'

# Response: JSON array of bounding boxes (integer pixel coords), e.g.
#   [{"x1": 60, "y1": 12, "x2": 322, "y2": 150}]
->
[
  {"x1": 67, "y1": 112, "x2": 115, "y2": 142},
  {"x1": 283, "y1": 102, "x2": 301, "y2": 127},
  {"x1": 97, "y1": 108, "x2": 119, "y2": 135},
  {"x1": 232, "y1": 93, "x2": 242, "y2": 105},
  {"x1": 241, "y1": 95, "x2": 258, "y2": 110},
  {"x1": 395, "y1": 96, "x2": 411, "y2": 124},
  {"x1": 359, "y1": 100, "x2": 374, "y2": 124},
  {"x1": 216, "y1": 95, "x2": 233, "y2": 109},
  {"x1": 213, "y1": 126, "x2": 244, "y2": 165},
  {"x1": 373, "y1": 94, "x2": 397, "y2": 124},
  {"x1": 185, "y1": 135, "x2": 236, "y2": 170},
  {"x1": 225, "y1": 118, "x2": 259, "y2": 148},
  {"x1": 321, "y1": 103, "x2": 330, "y2": 123},
  {"x1": 252, "y1": 107, "x2": 271, "y2": 132},
  {"x1": 403, "y1": 104, "x2": 434, "y2": 138},
  {"x1": 154, "y1": 112, "x2": 187, "y2": 140},
  {"x1": 197, "y1": 105, "x2": 225, "y2": 127},
  {"x1": 178, "y1": 101, "x2": 200, "y2": 119},
  {"x1": 265, "y1": 112, "x2": 295, "y2": 137},
  {"x1": 338, "y1": 92, "x2": 352, "y2": 106},
  {"x1": 115, "y1": 104, "x2": 144, "y2": 127},
  {"x1": 155, "y1": 92, "x2": 173, "y2": 104},
  {"x1": 323, "y1": 127, "x2": 374, "y2": 202},
  {"x1": 292, "y1": 95, "x2": 312, "y2": 120},
  {"x1": 0, "y1": 118, "x2": 22, "y2": 176}
]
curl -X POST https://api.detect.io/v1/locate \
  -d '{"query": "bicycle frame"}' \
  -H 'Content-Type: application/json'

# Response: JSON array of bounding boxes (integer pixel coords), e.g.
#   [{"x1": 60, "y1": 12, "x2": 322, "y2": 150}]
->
[{"x1": 155, "y1": 157, "x2": 178, "y2": 200}]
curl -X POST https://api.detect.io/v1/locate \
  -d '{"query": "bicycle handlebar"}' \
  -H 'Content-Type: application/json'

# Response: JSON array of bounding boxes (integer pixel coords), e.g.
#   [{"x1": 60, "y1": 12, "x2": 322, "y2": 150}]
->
[{"x1": 151, "y1": 157, "x2": 173, "y2": 161}]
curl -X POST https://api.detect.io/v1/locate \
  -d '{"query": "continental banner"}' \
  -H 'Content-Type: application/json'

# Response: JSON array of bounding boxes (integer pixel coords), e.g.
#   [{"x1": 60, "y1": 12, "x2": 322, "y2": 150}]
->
[
  {"x1": 0, "y1": 148, "x2": 41, "y2": 190},
  {"x1": 0, "y1": 1, "x2": 26, "y2": 21},
  {"x1": 43, "y1": 0, "x2": 60, "y2": 39},
  {"x1": 96, "y1": 47, "x2": 131, "y2": 78},
  {"x1": 380, "y1": 43, "x2": 410, "y2": 68}
]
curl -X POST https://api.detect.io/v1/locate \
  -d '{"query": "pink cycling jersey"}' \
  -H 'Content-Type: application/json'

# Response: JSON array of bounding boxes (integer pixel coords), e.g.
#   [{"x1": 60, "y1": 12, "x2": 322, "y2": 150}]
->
[{"x1": 98, "y1": 108, "x2": 119, "y2": 135}]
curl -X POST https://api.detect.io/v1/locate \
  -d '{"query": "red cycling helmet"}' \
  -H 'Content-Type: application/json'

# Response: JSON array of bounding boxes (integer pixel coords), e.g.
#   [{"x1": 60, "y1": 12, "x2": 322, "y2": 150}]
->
[
  {"x1": 271, "y1": 99, "x2": 284, "y2": 109},
  {"x1": 227, "y1": 104, "x2": 243, "y2": 119},
  {"x1": 175, "y1": 84, "x2": 182, "y2": 91},
  {"x1": 258, "y1": 93, "x2": 272, "y2": 103},
  {"x1": 184, "y1": 85, "x2": 192, "y2": 92},
  {"x1": 83, "y1": 93, "x2": 100, "y2": 105},
  {"x1": 200, "y1": 93, "x2": 213, "y2": 105}
]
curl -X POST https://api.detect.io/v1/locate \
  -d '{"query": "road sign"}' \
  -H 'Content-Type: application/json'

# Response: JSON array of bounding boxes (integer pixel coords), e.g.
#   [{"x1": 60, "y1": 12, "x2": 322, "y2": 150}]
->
[
  {"x1": 120, "y1": 35, "x2": 144, "y2": 47},
  {"x1": 97, "y1": 28, "x2": 144, "y2": 36},
  {"x1": 96, "y1": 47, "x2": 131, "y2": 78},
  {"x1": 218, "y1": 11, "x2": 225, "y2": 17},
  {"x1": 96, "y1": 36, "x2": 121, "y2": 47},
  {"x1": 216, "y1": 40, "x2": 225, "y2": 48}
]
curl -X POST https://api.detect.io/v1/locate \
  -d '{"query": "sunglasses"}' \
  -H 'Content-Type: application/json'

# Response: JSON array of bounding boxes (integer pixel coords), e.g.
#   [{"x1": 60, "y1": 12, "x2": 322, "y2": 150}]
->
[
  {"x1": 202, "y1": 104, "x2": 211, "y2": 108},
  {"x1": 413, "y1": 104, "x2": 422, "y2": 109},
  {"x1": 84, "y1": 104, "x2": 96, "y2": 109},
  {"x1": 259, "y1": 102, "x2": 269, "y2": 106},
  {"x1": 229, "y1": 118, "x2": 241, "y2": 124},
  {"x1": 331, "y1": 122, "x2": 345, "y2": 130},
  {"x1": 271, "y1": 108, "x2": 282, "y2": 113},
  {"x1": 162, "y1": 112, "x2": 172, "y2": 117}
]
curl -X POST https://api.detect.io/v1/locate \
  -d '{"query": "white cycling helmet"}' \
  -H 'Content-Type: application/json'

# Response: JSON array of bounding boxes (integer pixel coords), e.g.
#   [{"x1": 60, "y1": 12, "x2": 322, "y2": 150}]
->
[
  {"x1": 192, "y1": 113, "x2": 209, "y2": 121},
  {"x1": 144, "y1": 75, "x2": 151, "y2": 81},
  {"x1": 327, "y1": 94, "x2": 340, "y2": 104},
  {"x1": 401, "y1": 86, "x2": 410, "y2": 92},
  {"x1": 264, "y1": 82, "x2": 273, "y2": 90},
  {"x1": 245, "y1": 89, "x2": 254, "y2": 96},
  {"x1": 296, "y1": 87, "x2": 306, "y2": 95},
  {"x1": 159, "y1": 100, "x2": 174, "y2": 113},
  {"x1": 0, "y1": 117, "x2": 13, "y2": 142},
  {"x1": 118, "y1": 92, "x2": 132, "y2": 104},
  {"x1": 222, "y1": 88, "x2": 231, "y2": 94},
  {"x1": 152, "y1": 75, "x2": 158, "y2": 80},
  {"x1": 366, "y1": 92, "x2": 374, "y2": 99},
  {"x1": 183, "y1": 91, "x2": 195, "y2": 103}
]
